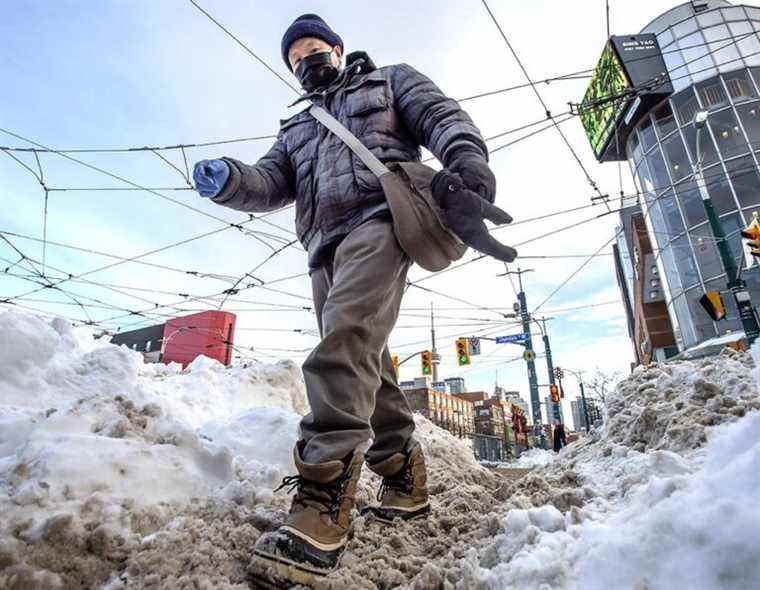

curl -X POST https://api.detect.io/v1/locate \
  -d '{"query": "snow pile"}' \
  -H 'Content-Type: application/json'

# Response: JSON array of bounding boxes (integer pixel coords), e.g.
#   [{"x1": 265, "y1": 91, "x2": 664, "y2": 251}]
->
[
  {"x1": 0, "y1": 311, "x2": 307, "y2": 588},
  {"x1": 516, "y1": 448, "x2": 555, "y2": 467},
  {"x1": 461, "y1": 348, "x2": 760, "y2": 590}
]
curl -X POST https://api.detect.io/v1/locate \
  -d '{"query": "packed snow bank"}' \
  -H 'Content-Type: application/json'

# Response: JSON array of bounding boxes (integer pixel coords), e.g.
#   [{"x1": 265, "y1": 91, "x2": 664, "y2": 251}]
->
[
  {"x1": 0, "y1": 311, "x2": 308, "y2": 588},
  {"x1": 516, "y1": 448, "x2": 555, "y2": 467}
]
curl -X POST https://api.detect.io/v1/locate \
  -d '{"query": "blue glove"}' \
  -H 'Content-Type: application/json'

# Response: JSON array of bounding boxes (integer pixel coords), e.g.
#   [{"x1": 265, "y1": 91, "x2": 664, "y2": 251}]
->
[{"x1": 193, "y1": 159, "x2": 230, "y2": 198}]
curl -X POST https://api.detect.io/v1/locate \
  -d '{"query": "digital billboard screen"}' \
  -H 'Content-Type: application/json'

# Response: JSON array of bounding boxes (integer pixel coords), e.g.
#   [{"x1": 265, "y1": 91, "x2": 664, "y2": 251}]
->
[
  {"x1": 580, "y1": 41, "x2": 631, "y2": 159},
  {"x1": 580, "y1": 34, "x2": 673, "y2": 162}
]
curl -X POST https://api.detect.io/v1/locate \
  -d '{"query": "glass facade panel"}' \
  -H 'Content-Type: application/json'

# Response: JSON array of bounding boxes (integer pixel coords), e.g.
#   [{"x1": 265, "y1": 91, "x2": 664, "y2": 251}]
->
[
  {"x1": 723, "y1": 70, "x2": 757, "y2": 102},
  {"x1": 683, "y1": 123, "x2": 719, "y2": 166},
  {"x1": 735, "y1": 102, "x2": 760, "y2": 152},
  {"x1": 658, "y1": 28, "x2": 674, "y2": 47},
  {"x1": 660, "y1": 189, "x2": 686, "y2": 236},
  {"x1": 672, "y1": 234, "x2": 700, "y2": 289},
  {"x1": 729, "y1": 21, "x2": 760, "y2": 68},
  {"x1": 703, "y1": 279, "x2": 742, "y2": 334},
  {"x1": 686, "y1": 288, "x2": 718, "y2": 341},
  {"x1": 653, "y1": 102, "x2": 677, "y2": 138},
  {"x1": 627, "y1": 129, "x2": 644, "y2": 165},
  {"x1": 680, "y1": 31, "x2": 717, "y2": 82},
  {"x1": 639, "y1": 116, "x2": 657, "y2": 152},
  {"x1": 646, "y1": 148, "x2": 670, "y2": 192},
  {"x1": 704, "y1": 24, "x2": 742, "y2": 70},
  {"x1": 636, "y1": 158, "x2": 655, "y2": 194},
  {"x1": 709, "y1": 108, "x2": 750, "y2": 159},
  {"x1": 704, "y1": 164, "x2": 739, "y2": 215},
  {"x1": 646, "y1": 198, "x2": 667, "y2": 243},
  {"x1": 746, "y1": 7, "x2": 760, "y2": 21},
  {"x1": 697, "y1": 10, "x2": 723, "y2": 28},
  {"x1": 690, "y1": 224, "x2": 724, "y2": 280},
  {"x1": 660, "y1": 244, "x2": 683, "y2": 296},
  {"x1": 674, "y1": 17, "x2": 698, "y2": 39},
  {"x1": 671, "y1": 294, "x2": 697, "y2": 347},
  {"x1": 672, "y1": 88, "x2": 700, "y2": 126},
  {"x1": 676, "y1": 179, "x2": 707, "y2": 226},
  {"x1": 726, "y1": 156, "x2": 760, "y2": 208},
  {"x1": 662, "y1": 132, "x2": 691, "y2": 182},
  {"x1": 722, "y1": 7, "x2": 748, "y2": 22},
  {"x1": 696, "y1": 76, "x2": 728, "y2": 110},
  {"x1": 663, "y1": 45, "x2": 691, "y2": 93}
]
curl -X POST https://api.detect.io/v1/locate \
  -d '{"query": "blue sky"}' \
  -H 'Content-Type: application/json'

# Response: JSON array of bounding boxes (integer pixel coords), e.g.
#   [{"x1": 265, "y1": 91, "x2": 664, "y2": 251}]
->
[{"x1": 1, "y1": 0, "x2": 685, "y2": 423}]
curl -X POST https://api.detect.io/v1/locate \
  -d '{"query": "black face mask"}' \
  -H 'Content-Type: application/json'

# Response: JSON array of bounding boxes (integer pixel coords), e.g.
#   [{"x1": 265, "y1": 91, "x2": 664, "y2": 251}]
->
[{"x1": 295, "y1": 50, "x2": 339, "y2": 91}]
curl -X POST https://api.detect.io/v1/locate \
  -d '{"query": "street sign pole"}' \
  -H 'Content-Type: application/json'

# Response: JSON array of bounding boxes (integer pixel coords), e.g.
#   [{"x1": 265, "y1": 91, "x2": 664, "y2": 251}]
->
[{"x1": 540, "y1": 318, "x2": 563, "y2": 425}]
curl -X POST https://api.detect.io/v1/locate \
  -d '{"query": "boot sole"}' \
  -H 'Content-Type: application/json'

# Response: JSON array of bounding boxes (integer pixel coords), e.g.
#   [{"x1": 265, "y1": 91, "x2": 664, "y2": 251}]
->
[
  {"x1": 361, "y1": 503, "x2": 431, "y2": 525},
  {"x1": 248, "y1": 548, "x2": 332, "y2": 589}
]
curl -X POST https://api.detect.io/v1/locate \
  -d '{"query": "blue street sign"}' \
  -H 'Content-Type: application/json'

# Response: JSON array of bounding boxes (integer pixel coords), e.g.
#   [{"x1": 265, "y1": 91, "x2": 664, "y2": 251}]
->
[{"x1": 495, "y1": 333, "x2": 528, "y2": 344}]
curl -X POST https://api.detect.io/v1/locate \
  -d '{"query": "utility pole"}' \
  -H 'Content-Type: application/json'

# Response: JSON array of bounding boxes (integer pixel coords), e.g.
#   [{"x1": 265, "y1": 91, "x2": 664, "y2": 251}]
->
[
  {"x1": 504, "y1": 268, "x2": 543, "y2": 446},
  {"x1": 694, "y1": 110, "x2": 760, "y2": 345},
  {"x1": 539, "y1": 317, "x2": 563, "y2": 424},
  {"x1": 430, "y1": 302, "x2": 440, "y2": 382}
]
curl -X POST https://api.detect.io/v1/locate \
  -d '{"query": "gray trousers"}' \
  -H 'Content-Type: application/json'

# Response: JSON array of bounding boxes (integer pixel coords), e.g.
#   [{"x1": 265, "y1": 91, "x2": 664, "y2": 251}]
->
[{"x1": 299, "y1": 218, "x2": 416, "y2": 465}]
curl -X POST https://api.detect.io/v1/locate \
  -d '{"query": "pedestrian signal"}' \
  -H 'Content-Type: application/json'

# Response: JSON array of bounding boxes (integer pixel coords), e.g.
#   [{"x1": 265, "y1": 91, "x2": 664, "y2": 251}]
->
[
  {"x1": 699, "y1": 291, "x2": 727, "y2": 322},
  {"x1": 741, "y1": 212, "x2": 760, "y2": 259},
  {"x1": 455, "y1": 338, "x2": 470, "y2": 366},
  {"x1": 550, "y1": 384, "x2": 560, "y2": 403},
  {"x1": 421, "y1": 350, "x2": 433, "y2": 375},
  {"x1": 391, "y1": 354, "x2": 400, "y2": 378}
]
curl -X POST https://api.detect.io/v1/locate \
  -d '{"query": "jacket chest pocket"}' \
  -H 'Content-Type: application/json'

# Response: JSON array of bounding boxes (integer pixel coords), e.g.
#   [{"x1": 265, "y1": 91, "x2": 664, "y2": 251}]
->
[{"x1": 345, "y1": 79, "x2": 390, "y2": 117}]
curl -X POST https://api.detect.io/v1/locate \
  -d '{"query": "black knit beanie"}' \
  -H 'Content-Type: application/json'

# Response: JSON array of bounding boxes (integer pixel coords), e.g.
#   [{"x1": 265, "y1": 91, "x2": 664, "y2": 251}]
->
[{"x1": 281, "y1": 14, "x2": 343, "y2": 70}]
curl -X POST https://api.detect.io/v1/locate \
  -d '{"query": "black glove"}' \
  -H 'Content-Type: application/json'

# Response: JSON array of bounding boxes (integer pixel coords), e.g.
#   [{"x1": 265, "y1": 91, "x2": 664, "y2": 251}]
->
[
  {"x1": 449, "y1": 158, "x2": 497, "y2": 204},
  {"x1": 431, "y1": 169, "x2": 517, "y2": 263}
]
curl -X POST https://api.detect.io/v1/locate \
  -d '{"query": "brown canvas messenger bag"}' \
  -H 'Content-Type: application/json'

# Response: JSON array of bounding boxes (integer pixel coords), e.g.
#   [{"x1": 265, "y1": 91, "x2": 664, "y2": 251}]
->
[{"x1": 309, "y1": 104, "x2": 467, "y2": 272}]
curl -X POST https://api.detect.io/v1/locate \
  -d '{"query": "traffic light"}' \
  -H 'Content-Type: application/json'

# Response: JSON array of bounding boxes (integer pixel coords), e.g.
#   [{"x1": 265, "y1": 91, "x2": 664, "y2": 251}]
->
[
  {"x1": 699, "y1": 291, "x2": 727, "y2": 322},
  {"x1": 741, "y1": 212, "x2": 760, "y2": 260},
  {"x1": 391, "y1": 354, "x2": 400, "y2": 378},
  {"x1": 455, "y1": 338, "x2": 470, "y2": 366},
  {"x1": 550, "y1": 383, "x2": 560, "y2": 403},
  {"x1": 421, "y1": 350, "x2": 433, "y2": 375}
]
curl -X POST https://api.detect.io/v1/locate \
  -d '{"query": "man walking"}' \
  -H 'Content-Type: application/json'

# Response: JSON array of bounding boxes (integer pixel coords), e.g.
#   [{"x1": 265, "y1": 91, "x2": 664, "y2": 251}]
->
[{"x1": 193, "y1": 13, "x2": 511, "y2": 586}]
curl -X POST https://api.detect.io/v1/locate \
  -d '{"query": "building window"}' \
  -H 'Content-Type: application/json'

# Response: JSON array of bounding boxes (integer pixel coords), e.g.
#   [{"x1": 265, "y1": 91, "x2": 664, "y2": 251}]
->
[
  {"x1": 660, "y1": 189, "x2": 686, "y2": 236},
  {"x1": 724, "y1": 70, "x2": 757, "y2": 103},
  {"x1": 639, "y1": 117, "x2": 657, "y2": 152},
  {"x1": 627, "y1": 129, "x2": 644, "y2": 165},
  {"x1": 672, "y1": 88, "x2": 700, "y2": 126},
  {"x1": 650, "y1": 290, "x2": 659, "y2": 300},
  {"x1": 146, "y1": 340, "x2": 152, "y2": 352},
  {"x1": 682, "y1": 123, "x2": 718, "y2": 166},
  {"x1": 662, "y1": 132, "x2": 692, "y2": 182},
  {"x1": 690, "y1": 226, "x2": 724, "y2": 281},
  {"x1": 646, "y1": 148, "x2": 671, "y2": 191},
  {"x1": 675, "y1": 180, "x2": 707, "y2": 226},
  {"x1": 735, "y1": 102, "x2": 760, "y2": 152},
  {"x1": 709, "y1": 108, "x2": 750, "y2": 159},
  {"x1": 704, "y1": 165, "x2": 740, "y2": 215},
  {"x1": 697, "y1": 76, "x2": 728, "y2": 110},
  {"x1": 726, "y1": 156, "x2": 760, "y2": 208},
  {"x1": 679, "y1": 31, "x2": 716, "y2": 82},
  {"x1": 654, "y1": 103, "x2": 677, "y2": 138},
  {"x1": 672, "y1": 235, "x2": 700, "y2": 289}
]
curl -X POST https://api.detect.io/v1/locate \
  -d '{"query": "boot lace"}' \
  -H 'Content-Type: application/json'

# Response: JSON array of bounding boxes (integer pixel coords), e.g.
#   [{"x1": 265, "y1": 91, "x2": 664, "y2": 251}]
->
[
  {"x1": 275, "y1": 469, "x2": 354, "y2": 521},
  {"x1": 377, "y1": 463, "x2": 414, "y2": 502}
]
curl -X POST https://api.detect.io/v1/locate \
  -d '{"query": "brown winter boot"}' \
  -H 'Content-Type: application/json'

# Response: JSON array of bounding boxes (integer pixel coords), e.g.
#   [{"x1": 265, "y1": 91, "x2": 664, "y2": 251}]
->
[
  {"x1": 248, "y1": 444, "x2": 363, "y2": 588},
  {"x1": 363, "y1": 441, "x2": 430, "y2": 524}
]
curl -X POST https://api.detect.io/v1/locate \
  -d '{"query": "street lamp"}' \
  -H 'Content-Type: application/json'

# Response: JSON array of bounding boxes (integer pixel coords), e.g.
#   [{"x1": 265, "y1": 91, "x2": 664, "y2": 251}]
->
[{"x1": 693, "y1": 110, "x2": 760, "y2": 345}]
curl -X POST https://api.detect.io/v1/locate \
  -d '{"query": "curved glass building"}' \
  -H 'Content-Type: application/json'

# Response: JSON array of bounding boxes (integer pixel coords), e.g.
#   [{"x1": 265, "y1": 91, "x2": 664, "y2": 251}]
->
[{"x1": 618, "y1": 1, "x2": 760, "y2": 352}]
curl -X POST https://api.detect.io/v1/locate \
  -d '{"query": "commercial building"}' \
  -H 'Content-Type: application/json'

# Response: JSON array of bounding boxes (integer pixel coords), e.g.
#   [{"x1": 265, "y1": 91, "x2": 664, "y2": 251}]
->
[
  {"x1": 571, "y1": 398, "x2": 603, "y2": 431},
  {"x1": 588, "y1": 1, "x2": 760, "y2": 358},
  {"x1": 402, "y1": 387, "x2": 475, "y2": 438},
  {"x1": 110, "y1": 310, "x2": 237, "y2": 367}
]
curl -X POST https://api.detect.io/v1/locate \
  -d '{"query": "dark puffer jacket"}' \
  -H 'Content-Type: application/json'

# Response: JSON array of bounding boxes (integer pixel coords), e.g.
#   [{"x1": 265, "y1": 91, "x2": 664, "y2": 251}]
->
[{"x1": 212, "y1": 52, "x2": 488, "y2": 265}]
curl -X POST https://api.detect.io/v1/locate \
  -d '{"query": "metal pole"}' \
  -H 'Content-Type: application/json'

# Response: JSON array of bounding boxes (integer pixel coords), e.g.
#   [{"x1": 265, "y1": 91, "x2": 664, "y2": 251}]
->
[
  {"x1": 430, "y1": 302, "x2": 440, "y2": 382},
  {"x1": 578, "y1": 377, "x2": 591, "y2": 433},
  {"x1": 695, "y1": 115, "x2": 760, "y2": 345},
  {"x1": 516, "y1": 270, "x2": 543, "y2": 447},
  {"x1": 540, "y1": 318, "x2": 563, "y2": 425}
]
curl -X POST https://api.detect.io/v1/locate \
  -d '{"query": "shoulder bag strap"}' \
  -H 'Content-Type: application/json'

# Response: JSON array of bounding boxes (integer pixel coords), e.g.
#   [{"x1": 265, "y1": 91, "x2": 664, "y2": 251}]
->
[{"x1": 309, "y1": 104, "x2": 390, "y2": 178}]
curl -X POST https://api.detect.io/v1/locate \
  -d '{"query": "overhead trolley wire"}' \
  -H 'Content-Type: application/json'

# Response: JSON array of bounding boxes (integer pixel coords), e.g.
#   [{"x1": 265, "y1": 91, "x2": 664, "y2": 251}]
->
[{"x1": 480, "y1": 0, "x2": 605, "y2": 200}]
